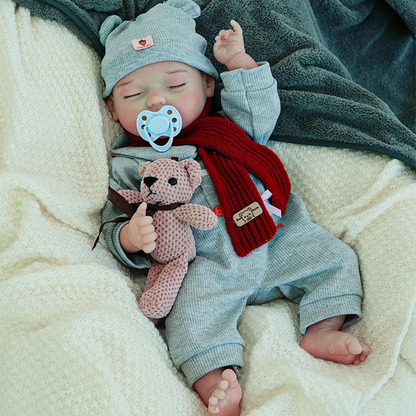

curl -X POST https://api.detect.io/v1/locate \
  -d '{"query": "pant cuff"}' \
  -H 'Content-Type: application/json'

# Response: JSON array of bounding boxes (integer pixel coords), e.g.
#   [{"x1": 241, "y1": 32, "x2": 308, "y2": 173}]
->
[
  {"x1": 181, "y1": 343, "x2": 244, "y2": 387},
  {"x1": 299, "y1": 294, "x2": 362, "y2": 334}
]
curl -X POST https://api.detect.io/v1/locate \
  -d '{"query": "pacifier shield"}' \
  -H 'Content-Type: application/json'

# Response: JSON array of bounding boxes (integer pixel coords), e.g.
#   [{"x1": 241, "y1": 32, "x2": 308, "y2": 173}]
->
[
  {"x1": 137, "y1": 105, "x2": 182, "y2": 152},
  {"x1": 148, "y1": 116, "x2": 169, "y2": 134}
]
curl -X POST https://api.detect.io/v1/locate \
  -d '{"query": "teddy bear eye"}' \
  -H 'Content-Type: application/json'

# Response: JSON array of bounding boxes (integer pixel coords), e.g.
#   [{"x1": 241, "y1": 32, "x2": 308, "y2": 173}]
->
[{"x1": 168, "y1": 177, "x2": 177, "y2": 186}]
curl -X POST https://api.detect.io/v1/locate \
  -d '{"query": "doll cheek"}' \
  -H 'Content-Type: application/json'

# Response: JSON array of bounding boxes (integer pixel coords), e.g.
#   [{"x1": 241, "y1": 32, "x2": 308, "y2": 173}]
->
[
  {"x1": 189, "y1": 90, "x2": 206, "y2": 107},
  {"x1": 179, "y1": 93, "x2": 207, "y2": 127},
  {"x1": 119, "y1": 107, "x2": 142, "y2": 133}
]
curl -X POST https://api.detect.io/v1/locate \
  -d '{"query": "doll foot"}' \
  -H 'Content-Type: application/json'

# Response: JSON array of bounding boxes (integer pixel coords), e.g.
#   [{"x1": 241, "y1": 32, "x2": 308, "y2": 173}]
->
[
  {"x1": 207, "y1": 369, "x2": 242, "y2": 416},
  {"x1": 301, "y1": 321, "x2": 370, "y2": 365}
]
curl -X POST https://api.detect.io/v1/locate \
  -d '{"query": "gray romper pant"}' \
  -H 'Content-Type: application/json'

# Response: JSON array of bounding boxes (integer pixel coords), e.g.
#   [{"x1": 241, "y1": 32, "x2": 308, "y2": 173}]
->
[{"x1": 165, "y1": 188, "x2": 362, "y2": 387}]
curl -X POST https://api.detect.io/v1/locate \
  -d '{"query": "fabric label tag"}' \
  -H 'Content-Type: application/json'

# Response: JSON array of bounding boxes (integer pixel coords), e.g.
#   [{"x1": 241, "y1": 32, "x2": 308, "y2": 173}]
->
[
  {"x1": 132, "y1": 36, "x2": 154, "y2": 51},
  {"x1": 233, "y1": 202, "x2": 263, "y2": 227}
]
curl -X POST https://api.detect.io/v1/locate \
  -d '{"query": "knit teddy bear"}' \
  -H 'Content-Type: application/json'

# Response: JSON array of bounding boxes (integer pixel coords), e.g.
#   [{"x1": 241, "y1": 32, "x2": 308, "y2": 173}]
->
[{"x1": 118, "y1": 158, "x2": 218, "y2": 319}]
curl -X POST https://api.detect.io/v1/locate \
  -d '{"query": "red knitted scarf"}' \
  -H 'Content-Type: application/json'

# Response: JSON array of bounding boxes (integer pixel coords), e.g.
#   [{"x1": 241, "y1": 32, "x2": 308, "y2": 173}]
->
[{"x1": 126, "y1": 99, "x2": 291, "y2": 257}]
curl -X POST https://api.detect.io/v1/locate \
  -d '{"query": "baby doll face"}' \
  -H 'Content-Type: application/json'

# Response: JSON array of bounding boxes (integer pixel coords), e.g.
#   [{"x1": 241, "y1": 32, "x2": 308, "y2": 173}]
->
[{"x1": 107, "y1": 61, "x2": 215, "y2": 136}]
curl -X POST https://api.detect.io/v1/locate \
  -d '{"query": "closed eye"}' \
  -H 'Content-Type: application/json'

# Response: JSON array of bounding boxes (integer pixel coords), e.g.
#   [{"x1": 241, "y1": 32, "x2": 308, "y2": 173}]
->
[
  {"x1": 169, "y1": 83, "x2": 186, "y2": 90},
  {"x1": 123, "y1": 92, "x2": 143, "y2": 99}
]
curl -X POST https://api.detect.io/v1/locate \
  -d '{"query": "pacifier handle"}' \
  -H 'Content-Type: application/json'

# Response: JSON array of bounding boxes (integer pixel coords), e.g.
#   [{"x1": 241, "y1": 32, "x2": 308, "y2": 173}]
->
[
  {"x1": 136, "y1": 106, "x2": 182, "y2": 153},
  {"x1": 140, "y1": 123, "x2": 175, "y2": 152}
]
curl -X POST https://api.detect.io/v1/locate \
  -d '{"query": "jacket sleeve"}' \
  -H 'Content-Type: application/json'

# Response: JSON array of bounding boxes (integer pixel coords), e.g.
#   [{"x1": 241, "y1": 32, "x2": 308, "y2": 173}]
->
[
  {"x1": 219, "y1": 62, "x2": 280, "y2": 146},
  {"x1": 101, "y1": 155, "x2": 151, "y2": 270}
]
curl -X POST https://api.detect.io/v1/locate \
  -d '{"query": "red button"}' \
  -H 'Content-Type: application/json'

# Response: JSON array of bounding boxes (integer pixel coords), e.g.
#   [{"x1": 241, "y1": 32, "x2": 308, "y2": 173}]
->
[{"x1": 213, "y1": 205, "x2": 223, "y2": 216}]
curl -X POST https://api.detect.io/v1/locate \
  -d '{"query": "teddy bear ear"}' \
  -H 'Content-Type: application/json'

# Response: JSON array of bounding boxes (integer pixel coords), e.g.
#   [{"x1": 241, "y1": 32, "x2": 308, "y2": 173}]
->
[
  {"x1": 139, "y1": 161, "x2": 151, "y2": 178},
  {"x1": 181, "y1": 159, "x2": 201, "y2": 190}
]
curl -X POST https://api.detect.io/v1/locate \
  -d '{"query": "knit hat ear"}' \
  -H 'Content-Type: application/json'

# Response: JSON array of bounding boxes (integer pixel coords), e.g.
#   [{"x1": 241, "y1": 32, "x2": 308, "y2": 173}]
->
[
  {"x1": 181, "y1": 159, "x2": 201, "y2": 190},
  {"x1": 99, "y1": 15, "x2": 123, "y2": 46},
  {"x1": 164, "y1": 0, "x2": 200, "y2": 18}
]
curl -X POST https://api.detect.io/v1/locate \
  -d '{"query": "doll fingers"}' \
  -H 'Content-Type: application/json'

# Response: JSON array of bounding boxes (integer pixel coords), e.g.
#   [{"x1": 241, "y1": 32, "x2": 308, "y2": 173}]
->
[
  {"x1": 131, "y1": 212, "x2": 153, "y2": 233},
  {"x1": 230, "y1": 20, "x2": 243, "y2": 35},
  {"x1": 141, "y1": 232, "x2": 157, "y2": 245},
  {"x1": 135, "y1": 202, "x2": 148, "y2": 216},
  {"x1": 214, "y1": 36, "x2": 222, "y2": 47},
  {"x1": 218, "y1": 29, "x2": 227, "y2": 38},
  {"x1": 142, "y1": 241, "x2": 156, "y2": 254},
  {"x1": 138, "y1": 224, "x2": 155, "y2": 237},
  {"x1": 138, "y1": 224, "x2": 155, "y2": 238}
]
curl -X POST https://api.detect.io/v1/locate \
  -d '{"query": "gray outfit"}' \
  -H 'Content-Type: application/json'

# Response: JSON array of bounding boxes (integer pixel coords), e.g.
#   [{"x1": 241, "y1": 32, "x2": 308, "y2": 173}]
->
[{"x1": 102, "y1": 63, "x2": 363, "y2": 386}]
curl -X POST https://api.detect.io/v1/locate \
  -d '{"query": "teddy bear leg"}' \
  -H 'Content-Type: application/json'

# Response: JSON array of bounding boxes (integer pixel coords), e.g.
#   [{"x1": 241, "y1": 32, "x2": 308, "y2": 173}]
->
[
  {"x1": 143, "y1": 260, "x2": 164, "y2": 293},
  {"x1": 139, "y1": 252, "x2": 189, "y2": 319}
]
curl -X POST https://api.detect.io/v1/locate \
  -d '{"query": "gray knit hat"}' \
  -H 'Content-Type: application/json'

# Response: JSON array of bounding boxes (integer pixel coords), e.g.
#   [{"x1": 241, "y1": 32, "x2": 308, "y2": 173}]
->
[{"x1": 99, "y1": 0, "x2": 218, "y2": 98}]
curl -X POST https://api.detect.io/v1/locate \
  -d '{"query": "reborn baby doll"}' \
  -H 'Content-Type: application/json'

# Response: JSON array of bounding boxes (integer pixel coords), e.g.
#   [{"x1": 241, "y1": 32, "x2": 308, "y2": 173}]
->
[{"x1": 99, "y1": 1, "x2": 370, "y2": 415}]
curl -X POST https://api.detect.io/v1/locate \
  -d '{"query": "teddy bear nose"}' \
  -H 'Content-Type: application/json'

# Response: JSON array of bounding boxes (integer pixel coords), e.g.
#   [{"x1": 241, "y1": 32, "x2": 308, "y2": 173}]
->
[{"x1": 144, "y1": 176, "x2": 158, "y2": 188}]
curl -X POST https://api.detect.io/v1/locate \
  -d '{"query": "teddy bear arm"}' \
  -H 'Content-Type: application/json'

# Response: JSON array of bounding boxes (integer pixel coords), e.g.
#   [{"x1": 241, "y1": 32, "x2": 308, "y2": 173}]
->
[
  {"x1": 174, "y1": 204, "x2": 217, "y2": 230},
  {"x1": 118, "y1": 189, "x2": 144, "y2": 204}
]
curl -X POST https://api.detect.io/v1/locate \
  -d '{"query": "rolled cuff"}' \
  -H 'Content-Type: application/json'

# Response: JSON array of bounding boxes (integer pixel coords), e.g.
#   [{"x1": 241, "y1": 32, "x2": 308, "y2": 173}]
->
[
  {"x1": 220, "y1": 62, "x2": 275, "y2": 92},
  {"x1": 105, "y1": 221, "x2": 151, "y2": 269},
  {"x1": 299, "y1": 294, "x2": 363, "y2": 334},
  {"x1": 181, "y1": 343, "x2": 244, "y2": 387}
]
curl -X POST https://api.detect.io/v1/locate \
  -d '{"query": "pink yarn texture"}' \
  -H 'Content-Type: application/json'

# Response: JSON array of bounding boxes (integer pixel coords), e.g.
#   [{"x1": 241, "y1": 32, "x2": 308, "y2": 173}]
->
[{"x1": 119, "y1": 159, "x2": 217, "y2": 319}]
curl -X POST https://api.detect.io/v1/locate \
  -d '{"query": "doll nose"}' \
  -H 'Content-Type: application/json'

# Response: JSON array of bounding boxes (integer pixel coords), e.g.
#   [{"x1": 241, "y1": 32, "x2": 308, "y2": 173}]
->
[
  {"x1": 147, "y1": 92, "x2": 166, "y2": 108},
  {"x1": 143, "y1": 177, "x2": 158, "y2": 188}
]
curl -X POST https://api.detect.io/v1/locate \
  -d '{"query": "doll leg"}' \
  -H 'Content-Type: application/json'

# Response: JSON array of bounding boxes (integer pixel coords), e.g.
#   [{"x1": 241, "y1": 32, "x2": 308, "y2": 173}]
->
[
  {"x1": 259, "y1": 193, "x2": 369, "y2": 365},
  {"x1": 165, "y1": 256, "x2": 258, "y2": 385},
  {"x1": 139, "y1": 251, "x2": 189, "y2": 319}
]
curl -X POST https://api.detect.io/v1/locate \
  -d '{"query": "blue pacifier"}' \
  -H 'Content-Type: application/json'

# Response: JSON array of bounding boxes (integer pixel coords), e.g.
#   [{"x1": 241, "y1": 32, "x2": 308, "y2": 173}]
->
[{"x1": 136, "y1": 105, "x2": 182, "y2": 152}]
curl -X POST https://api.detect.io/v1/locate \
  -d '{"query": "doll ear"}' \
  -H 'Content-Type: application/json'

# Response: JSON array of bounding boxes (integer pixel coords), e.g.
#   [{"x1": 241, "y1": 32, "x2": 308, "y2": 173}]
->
[
  {"x1": 181, "y1": 159, "x2": 201, "y2": 190},
  {"x1": 139, "y1": 161, "x2": 151, "y2": 178}
]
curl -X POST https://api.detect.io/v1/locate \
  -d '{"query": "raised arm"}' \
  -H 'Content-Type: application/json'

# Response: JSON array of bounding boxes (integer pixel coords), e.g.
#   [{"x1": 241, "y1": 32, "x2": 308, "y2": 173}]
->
[{"x1": 213, "y1": 21, "x2": 281, "y2": 145}]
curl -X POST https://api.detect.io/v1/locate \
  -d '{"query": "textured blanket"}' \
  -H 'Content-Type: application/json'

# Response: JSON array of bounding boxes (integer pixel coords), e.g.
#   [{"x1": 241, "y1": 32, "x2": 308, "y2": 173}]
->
[
  {"x1": 11, "y1": 0, "x2": 416, "y2": 168},
  {"x1": 1, "y1": 1, "x2": 416, "y2": 415}
]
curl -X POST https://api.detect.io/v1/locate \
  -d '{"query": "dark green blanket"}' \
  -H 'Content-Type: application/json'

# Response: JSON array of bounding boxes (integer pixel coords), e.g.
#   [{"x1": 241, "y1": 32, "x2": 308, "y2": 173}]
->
[{"x1": 14, "y1": 0, "x2": 416, "y2": 168}]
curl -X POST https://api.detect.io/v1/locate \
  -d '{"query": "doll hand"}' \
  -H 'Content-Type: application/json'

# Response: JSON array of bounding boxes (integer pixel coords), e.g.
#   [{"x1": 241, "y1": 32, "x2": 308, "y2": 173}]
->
[
  {"x1": 119, "y1": 202, "x2": 157, "y2": 254},
  {"x1": 213, "y1": 20, "x2": 257, "y2": 71},
  {"x1": 214, "y1": 20, "x2": 245, "y2": 66}
]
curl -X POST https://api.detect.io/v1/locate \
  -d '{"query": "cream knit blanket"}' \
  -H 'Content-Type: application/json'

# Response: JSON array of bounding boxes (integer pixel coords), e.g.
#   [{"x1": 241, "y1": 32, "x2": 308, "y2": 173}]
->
[{"x1": 1, "y1": 2, "x2": 415, "y2": 415}]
